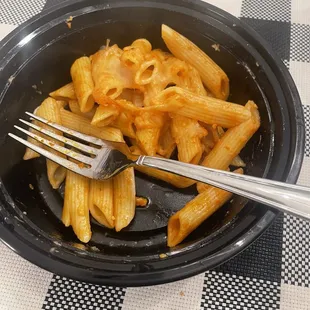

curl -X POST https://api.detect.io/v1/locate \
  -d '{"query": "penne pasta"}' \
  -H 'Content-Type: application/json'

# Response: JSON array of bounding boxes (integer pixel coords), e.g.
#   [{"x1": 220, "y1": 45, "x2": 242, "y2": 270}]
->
[
  {"x1": 121, "y1": 47, "x2": 144, "y2": 70},
  {"x1": 91, "y1": 105, "x2": 120, "y2": 127},
  {"x1": 129, "y1": 39, "x2": 152, "y2": 54},
  {"x1": 24, "y1": 29, "x2": 261, "y2": 246},
  {"x1": 185, "y1": 65, "x2": 208, "y2": 96},
  {"x1": 162, "y1": 24, "x2": 229, "y2": 100},
  {"x1": 49, "y1": 82, "x2": 76, "y2": 101},
  {"x1": 112, "y1": 111, "x2": 136, "y2": 138},
  {"x1": 168, "y1": 168, "x2": 243, "y2": 247},
  {"x1": 113, "y1": 168, "x2": 135, "y2": 231},
  {"x1": 157, "y1": 121, "x2": 176, "y2": 158},
  {"x1": 23, "y1": 120, "x2": 41, "y2": 160},
  {"x1": 135, "y1": 166, "x2": 195, "y2": 188},
  {"x1": 135, "y1": 127, "x2": 161, "y2": 156},
  {"x1": 62, "y1": 170, "x2": 91, "y2": 243},
  {"x1": 197, "y1": 101, "x2": 260, "y2": 193},
  {"x1": 68, "y1": 99, "x2": 96, "y2": 119},
  {"x1": 89, "y1": 179, "x2": 114, "y2": 229},
  {"x1": 35, "y1": 98, "x2": 67, "y2": 189},
  {"x1": 134, "y1": 111, "x2": 164, "y2": 156},
  {"x1": 70, "y1": 56, "x2": 95, "y2": 112},
  {"x1": 215, "y1": 125, "x2": 246, "y2": 168},
  {"x1": 171, "y1": 115, "x2": 207, "y2": 164},
  {"x1": 153, "y1": 87, "x2": 251, "y2": 128},
  {"x1": 60, "y1": 108, "x2": 124, "y2": 142},
  {"x1": 135, "y1": 58, "x2": 160, "y2": 85},
  {"x1": 92, "y1": 45, "x2": 139, "y2": 101}
]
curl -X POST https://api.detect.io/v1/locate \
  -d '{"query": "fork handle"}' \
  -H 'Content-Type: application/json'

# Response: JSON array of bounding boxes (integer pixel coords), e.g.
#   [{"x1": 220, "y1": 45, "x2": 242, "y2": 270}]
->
[{"x1": 136, "y1": 156, "x2": 310, "y2": 221}]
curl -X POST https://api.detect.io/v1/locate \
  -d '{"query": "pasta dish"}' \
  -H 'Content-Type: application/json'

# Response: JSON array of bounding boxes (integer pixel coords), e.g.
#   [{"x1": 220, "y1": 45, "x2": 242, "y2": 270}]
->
[{"x1": 23, "y1": 25, "x2": 260, "y2": 247}]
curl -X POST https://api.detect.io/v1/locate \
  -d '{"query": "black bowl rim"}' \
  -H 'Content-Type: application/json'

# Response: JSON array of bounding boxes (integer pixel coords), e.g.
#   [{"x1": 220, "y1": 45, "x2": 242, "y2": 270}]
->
[{"x1": 0, "y1": 0, "x2": 305, "y2": 286}]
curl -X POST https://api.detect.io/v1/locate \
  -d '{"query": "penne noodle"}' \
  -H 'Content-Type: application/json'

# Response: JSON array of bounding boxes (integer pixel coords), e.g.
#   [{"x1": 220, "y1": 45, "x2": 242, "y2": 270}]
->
[
  {"x1": 55, "y1": 100, "x2": 68, "y2": 108},
  {"x1": 23, "y1": 120, "x2": 41, "y2": 161},
  {"x1": 171, "y1": 115, "x2": 207, "y2": 164},
  {"x1": 71, "y1": 56, "x2": 95, "y2": 112},
  {"x1": 62, "y1": 170, "x2": 91, "y2": 243},
  {"x1": 93, "y1": 73, "x2": 124, "y2": 100},
  {"x1": 153, "y1": 87, "x2": 251, "y2": 128},
  {"x1": 168, "y1": 168, "x2": 243, "y2": 247},
  {"x1": 91, "y1": 105, "x2": 120, "y2": 127},
  {"x1": 112, "y1": 111, "x2": 136, "y2": 138},
  {"x1": 157, "y1": 121, "x2": 176, "y2": 158},
  {"x1": 113, "y1": 168, "x2": 135, "y2": 231},
  {"x1": 121, "y1": 47, "x2": 144, "y2": 70},
  {"x1": 150, "y1": 49, "x2": 172, "y2": 62},
  {"x1": 201, "y1": 133, "x2": 215, "y2": 155},
  {"x1": 129, "y1": 39, "x2": 152, "y2": 54},
  {"x1": 161, "y1": 24, "x2": 229, "y2": 100},
  {"x1": 25, "y1": 30, "x2": 261, "y2": 245},
  {"x1": 216, "y1": 125, "x2": 246, "y2": 167},
  {"x1": 135, "y1": 127, "x2": 161, "y2": 156},
  {"x1": 135, "y1": 166, "x2": 195, "y2": 188},
  {"x1": 49, "y1": 82, "x2": 76, "y2": 101},
  {"x1": 162, "y1": 57, "x2": 189, "y2": 87},
  {"x1": 89, "y1": 179, "x2": 114, "y2": 229},
  {"x1": 185, "y1": 65, "x2": 208, "y2": 96},
  {"x1": 135, "y1": 58, "x2": 160, "y2": 85},
  {"x1": 134, "y1": 111, "x2": 164, "y2": 156},
  {"x1": 92, "y1": 45, "x2": 139, "y2": 101},
  {"x1": 35, "y1": 98, "x2": 67, "y2": 189},
  {"x1": 60, "y1": 108, "x2": 124, "y2": 142},
  {"x1": 68, "y1": 99, "x2": 96, "y2": 119},
  {"x1": 197, "y1": 101, "x2": 260, "y2": 193}
]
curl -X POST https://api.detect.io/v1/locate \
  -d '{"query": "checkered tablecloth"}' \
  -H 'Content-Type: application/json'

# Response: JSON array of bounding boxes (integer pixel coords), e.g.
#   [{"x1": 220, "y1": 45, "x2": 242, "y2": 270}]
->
[{"x1": 0, "y1": 0, "x2": 309, "y2": 309}]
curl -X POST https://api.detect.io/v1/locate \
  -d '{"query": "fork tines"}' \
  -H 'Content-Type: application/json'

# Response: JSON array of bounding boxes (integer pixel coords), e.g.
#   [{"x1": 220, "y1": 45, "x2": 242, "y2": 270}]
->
[{"x1": 8, "y1": 112, "x2": 101, "y2": 178}]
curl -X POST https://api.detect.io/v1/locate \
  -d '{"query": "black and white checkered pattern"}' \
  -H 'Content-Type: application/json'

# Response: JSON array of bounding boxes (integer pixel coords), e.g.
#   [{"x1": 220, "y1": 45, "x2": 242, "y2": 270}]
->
[
  {"x1": 201, "y1": 271, "x2": 280, "y2": 310},
  {"x1": 290, "y1": 23, "x2": 310, "y2": 62},
  {"x1": 0, "y1": 0, "x2": 46, "y2": 25},
  {"x1": 282, "y1": 214, "x2": 310, "y2": 287},
  {"x1": 303, "y1": 105, "x2": 310, "y2": 156},
  {"x1": 241, "y1": 0, "x2": 291, "y2": 22},
  {"x1": 1, "y1": 0, "x2": 310, "y2": 309},
  {"x1": 42, "y1": 275, "x2": 126, "y2": 310}
]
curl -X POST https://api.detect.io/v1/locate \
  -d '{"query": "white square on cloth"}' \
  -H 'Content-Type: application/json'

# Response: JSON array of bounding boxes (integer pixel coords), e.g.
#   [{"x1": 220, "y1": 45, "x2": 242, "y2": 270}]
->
[{"x1": 291, "y1": 0, "x2": 310, "y2": 26}]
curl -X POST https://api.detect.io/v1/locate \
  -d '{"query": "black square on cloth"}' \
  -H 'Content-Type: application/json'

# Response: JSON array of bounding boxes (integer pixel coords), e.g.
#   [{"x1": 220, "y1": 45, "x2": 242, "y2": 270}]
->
[
  {"x1": 201, "y1": 270, "x2": 281, "y2": 310},
  {"x1": 240, "y1": 18, "x2": 291, "y2": 61},
  {"x1": 214, "y1": 214, "x2": 284, "y2": 284},
  {"x1": 290, "y1": 23, "x2": 310, "y2": 63}
]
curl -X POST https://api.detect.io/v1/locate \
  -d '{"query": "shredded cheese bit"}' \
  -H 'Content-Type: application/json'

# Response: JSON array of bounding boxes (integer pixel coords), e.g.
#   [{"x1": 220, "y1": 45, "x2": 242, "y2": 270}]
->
[
  {"x1": 211, "y1": 44, "x2": 220, "y2": 52},
  {"x1": 29, "y1": 183, "x2": 34, "y2": 190},
  {"x1": 159, "y1": 253, "x2": 168, "y2": 259}
]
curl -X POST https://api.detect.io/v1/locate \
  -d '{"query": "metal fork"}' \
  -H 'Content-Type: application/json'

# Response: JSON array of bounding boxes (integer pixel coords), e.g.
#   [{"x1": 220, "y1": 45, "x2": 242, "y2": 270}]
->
[{"x1": 9, "y1": 112, "x2": 310, "y2": 221}]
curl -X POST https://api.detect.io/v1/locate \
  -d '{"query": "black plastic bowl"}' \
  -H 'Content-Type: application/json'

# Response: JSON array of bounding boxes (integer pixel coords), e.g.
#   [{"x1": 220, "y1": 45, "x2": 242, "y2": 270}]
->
[{"x1": 0, "y1": 0, "x2": 305, "y2": 286}]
